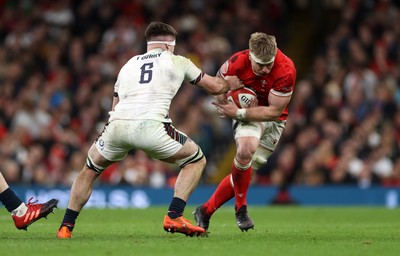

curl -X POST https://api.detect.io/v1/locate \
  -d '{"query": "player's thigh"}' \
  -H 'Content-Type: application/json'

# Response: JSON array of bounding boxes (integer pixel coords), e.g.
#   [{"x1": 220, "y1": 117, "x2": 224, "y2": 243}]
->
[
  {"x1": 162, "y1": 138, "x2": 199, "y2": 162},
  {"x1": 88, "y1": 143, "x2": 115, "y2": 168},
  {"x1": 94, "y1": 120, "x2": 200, "y2": 165},
  {"x1": 93, "y1": 120, "x2": 172, "y2": 163},
  {"x1": 152, "y1": 123, "x2": 204, "y2": 166},
  {"x1": 259, "y1": 120, "x2": 286, "y2": 151},
  {"x1": 233, "y1": 121, "x2": 263, "y2": 151},
  {"x1": 141, "y1": 122, "x2": 195, "y2": 161},
  {"x1": 93, "y1": 120, "x2": 133, "y2": 163},
  {"x1": 233, "y1": 121, "x2": 264, "y2": 140},
  {"x1": 251, "y1": 121, "x2": 286, "y2": 171}
]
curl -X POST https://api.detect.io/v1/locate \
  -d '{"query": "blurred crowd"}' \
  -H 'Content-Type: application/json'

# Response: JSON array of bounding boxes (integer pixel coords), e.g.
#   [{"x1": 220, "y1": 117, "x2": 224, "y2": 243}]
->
[{"x1": 0, "y1": 0, "x2": 399, "y2": 189}]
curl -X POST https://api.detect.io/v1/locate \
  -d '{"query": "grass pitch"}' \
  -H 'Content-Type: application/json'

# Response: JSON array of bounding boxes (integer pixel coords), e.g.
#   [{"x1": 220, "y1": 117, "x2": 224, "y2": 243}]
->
[{"x1": 0, "y1": 206, "x2": 399, "y2": 256}]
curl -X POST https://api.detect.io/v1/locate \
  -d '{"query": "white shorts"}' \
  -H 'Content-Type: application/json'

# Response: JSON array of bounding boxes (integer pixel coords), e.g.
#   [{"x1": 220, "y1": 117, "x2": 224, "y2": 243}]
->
[
  {"x1": 94, "y1": 119, "x2": 188, "y2": 161},
  {"x1": 233, "y1": 120, "x2": 286, "y2": 151}
]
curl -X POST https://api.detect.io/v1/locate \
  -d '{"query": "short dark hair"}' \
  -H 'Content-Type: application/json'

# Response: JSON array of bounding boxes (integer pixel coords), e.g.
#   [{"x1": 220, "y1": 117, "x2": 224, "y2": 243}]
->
[{"x1": 145, "y1": 21, "x2": 178, "y2": 41}]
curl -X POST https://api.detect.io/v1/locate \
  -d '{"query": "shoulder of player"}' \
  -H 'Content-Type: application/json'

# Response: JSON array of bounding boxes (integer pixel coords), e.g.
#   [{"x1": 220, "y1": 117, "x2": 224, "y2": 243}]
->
[
  {"x1": 169, "y1": 54, "x2": 204, "y2": 76},
  {"x1": 157, "y1": 53, "x2": 195, "y2": 70},
  {"x1": 170, "y1": 53, "x2": 194, "y2": 64},
  {"x1": 275, "y1": 49, "x2": 296, "y2": 70},
  {"x1": 229, "y1": 50, "x2": 250, "y2": 64},
  {"x1": 271, "y1": 50, "x2": 296, "y2": 77},
  {"x1": 226, "y1": 50, "x2": 250, "y2": 73}
]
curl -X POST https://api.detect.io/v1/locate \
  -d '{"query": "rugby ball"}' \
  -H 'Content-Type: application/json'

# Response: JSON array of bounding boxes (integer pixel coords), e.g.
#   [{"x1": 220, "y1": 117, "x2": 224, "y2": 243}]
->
[{"x1": 226, "y1": 87, "x2": 257, "y2": 108}]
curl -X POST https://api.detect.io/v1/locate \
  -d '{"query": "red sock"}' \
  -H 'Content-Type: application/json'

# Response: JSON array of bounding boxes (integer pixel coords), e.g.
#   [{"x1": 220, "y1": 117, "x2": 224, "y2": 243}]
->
[
  {"x1": 231, "y1": 159, "x2": 252, "y2": 211},
  {"x1": 203, "y1": 174, "x2": 234, "y2": 216}
]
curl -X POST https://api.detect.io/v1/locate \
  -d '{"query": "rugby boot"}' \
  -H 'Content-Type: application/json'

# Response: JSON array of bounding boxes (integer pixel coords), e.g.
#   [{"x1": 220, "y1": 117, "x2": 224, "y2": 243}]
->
[
  {"x1": 57, "y1": 226, "x2": 72, "y2": 239},
  {"x1": 12, "y1": 197, "x2": 59, "y2": 230},
  {"x1": 193, "y1": 205, "x2": 210, "y2": 231},
  {"x1": 163, "y1": 215, "x2": 206, "y2": 237},
  {"x1": 235, "y1": 205, "x2": 254, "y2": 232}
]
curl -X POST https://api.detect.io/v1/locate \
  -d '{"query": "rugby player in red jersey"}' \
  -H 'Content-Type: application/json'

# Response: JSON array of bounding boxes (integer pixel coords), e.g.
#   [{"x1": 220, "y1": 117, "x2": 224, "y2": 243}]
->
[{"x1": 194, "y1": 32, "x2": 297, "y2": 232}]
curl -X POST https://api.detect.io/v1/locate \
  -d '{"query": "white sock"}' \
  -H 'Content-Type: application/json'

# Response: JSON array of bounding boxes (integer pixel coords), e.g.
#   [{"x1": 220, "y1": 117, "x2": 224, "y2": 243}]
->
[{"x1": 12, "y1": 203, "x2": 28, "y2": 217}]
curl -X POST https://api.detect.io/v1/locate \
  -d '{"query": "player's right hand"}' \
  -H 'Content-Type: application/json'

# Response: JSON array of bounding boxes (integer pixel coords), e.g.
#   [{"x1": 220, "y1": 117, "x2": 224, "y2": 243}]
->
[{"x1": 214, "y1": 94, "x2": 228, "y2": 104}]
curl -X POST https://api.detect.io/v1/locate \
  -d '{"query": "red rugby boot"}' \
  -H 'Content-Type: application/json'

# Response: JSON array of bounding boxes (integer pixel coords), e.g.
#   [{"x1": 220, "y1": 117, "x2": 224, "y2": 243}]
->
[
  {"x1": 12, "y1": 197, "x2": 59, "y2": 230},
  {"x1": 57, "y1": 226, "x2": 72, "y2": 239},
  {"x1": 163, "y1": 215, "x2": 206, "y2": 237}
]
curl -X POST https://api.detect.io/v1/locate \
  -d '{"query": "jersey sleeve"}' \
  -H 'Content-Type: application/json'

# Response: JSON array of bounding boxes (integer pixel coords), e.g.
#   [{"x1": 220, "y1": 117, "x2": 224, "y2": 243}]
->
[
  {"x1": 270, "y1": 74, "x2": 295, "y2": 97},
  {"x1": 185, "y1": 60, "x2": 202, "y2": 83},
  {"x1": 218, "y1": 52, "x2": 242, "y2": 78},
  {"x1": 173, "y1": 55, "x2": 203, "y2": 84}
]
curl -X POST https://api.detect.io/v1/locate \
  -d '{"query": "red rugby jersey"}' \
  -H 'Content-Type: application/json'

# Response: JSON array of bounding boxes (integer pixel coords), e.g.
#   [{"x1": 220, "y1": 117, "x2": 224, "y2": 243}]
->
[{"x1": 218, "y1": 49, "x2": 296, "y2": 121}]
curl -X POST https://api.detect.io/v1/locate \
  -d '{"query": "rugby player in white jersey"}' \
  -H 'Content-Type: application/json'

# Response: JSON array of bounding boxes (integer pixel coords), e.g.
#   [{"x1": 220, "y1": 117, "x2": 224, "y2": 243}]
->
[{"x1": 57, "y1": 21, "x2": 242, "y2": 238}]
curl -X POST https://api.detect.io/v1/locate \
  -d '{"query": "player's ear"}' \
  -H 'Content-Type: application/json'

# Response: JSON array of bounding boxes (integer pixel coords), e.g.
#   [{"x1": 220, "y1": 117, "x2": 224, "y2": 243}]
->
[{"x1": 168, "y1": 45, "x2": 175, "y2": 53}]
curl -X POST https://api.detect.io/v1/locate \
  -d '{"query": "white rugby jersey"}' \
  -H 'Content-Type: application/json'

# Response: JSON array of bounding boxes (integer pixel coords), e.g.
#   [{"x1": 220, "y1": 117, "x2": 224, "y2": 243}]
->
[{"x1": 109, "y1": 48, "x2": 202, "y2": 122}]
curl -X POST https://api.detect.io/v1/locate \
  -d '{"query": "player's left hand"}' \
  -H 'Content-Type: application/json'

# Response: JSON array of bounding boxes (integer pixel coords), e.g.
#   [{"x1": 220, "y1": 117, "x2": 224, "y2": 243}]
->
[
  {"x1": 224, "y1": 76, "x2": 244, "y2": 91},
  {"x1": 212, "y1": 100, "x2": 239, "y2": 119},
  {"x1": 249, "y1": 98, "x2": 258, "y2": 107}
]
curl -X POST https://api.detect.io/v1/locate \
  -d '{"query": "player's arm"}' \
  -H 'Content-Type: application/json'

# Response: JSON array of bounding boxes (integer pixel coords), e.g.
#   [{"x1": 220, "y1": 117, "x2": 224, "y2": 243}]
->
[
  {"x1": 195, "y1": 73, "x2": 242, "y2": 95},
  {"x1": 183, "y1": 55, "x2": 242, "y2": 95},
  {"x1": 213, "y1": 92, "x2": 291, "y2": 122},
  {"x1": 213, "y1": 60, "x2": 234, "y2": 103},
  {"x1": 244, "y1": 93, "x2": 291, "y2": 121}
]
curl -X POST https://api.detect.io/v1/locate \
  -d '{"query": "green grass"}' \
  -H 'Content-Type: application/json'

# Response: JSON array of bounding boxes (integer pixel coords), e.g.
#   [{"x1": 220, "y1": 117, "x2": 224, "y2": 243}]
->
[{"x1": 0, "y1": 206, "x2": 399, "y2": 256}]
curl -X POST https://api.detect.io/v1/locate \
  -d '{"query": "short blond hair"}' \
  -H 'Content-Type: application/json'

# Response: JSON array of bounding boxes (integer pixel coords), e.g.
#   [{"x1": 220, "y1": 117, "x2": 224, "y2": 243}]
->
[{"x1": 249, "y1": 32, "x2": 277, "y2": 63}]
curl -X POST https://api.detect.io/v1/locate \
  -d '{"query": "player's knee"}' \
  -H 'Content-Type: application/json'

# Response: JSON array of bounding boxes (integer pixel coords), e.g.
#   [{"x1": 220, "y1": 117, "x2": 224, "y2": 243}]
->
[
  {"x1": 251, "y1": 147, "x2": 273, "y2": 170},
  {"x1": 197, "y1": 155, "x2": 207, "y2": 168},
  {"x1": 86, "y1": 156, "x2": 106, "y2": 174},
  {"x1": 236, "y1": 145, "x2": 256, "y2": 163},
  {"x1": 175, "y1": 147, "x2": 205, "y2": 168},
  {"x1": 236, "y1": 150, "x2": 254, "y2": 164}
]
